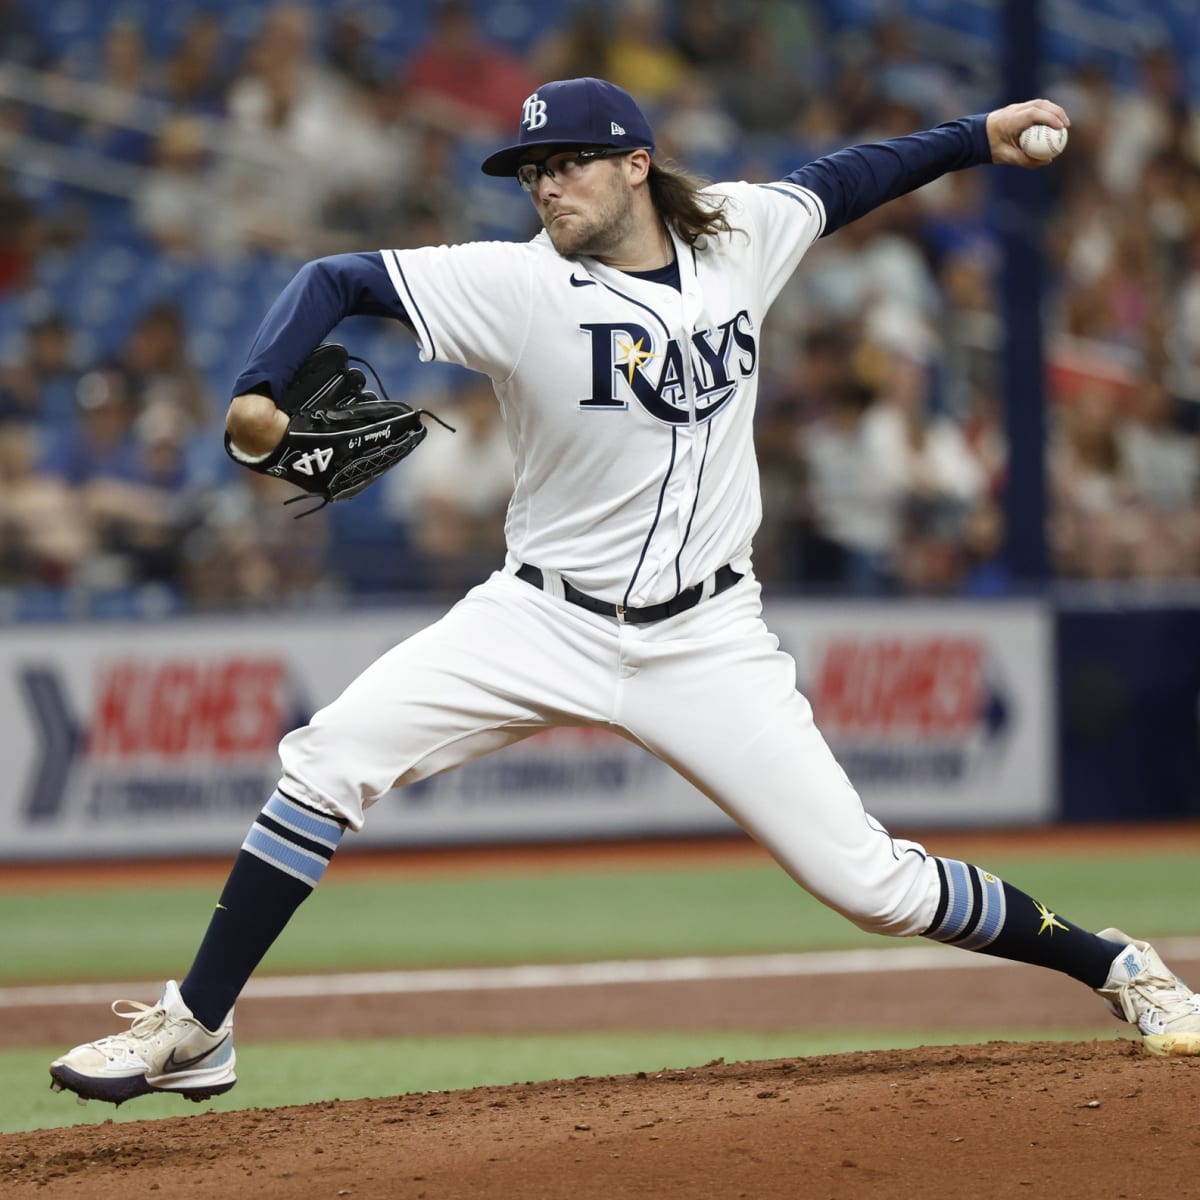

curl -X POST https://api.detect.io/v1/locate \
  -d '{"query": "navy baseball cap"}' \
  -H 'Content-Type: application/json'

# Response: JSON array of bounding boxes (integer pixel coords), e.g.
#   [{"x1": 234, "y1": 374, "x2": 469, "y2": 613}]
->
[{"x1": 480, "y1": 77, "x2": 655, "y2": 177}]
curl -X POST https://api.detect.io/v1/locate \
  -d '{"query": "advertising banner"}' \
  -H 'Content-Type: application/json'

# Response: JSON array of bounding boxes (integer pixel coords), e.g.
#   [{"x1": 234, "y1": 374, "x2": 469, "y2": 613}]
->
[
  {"x1": 770, "y1": 601, "x2": 1055, "y2": 826},
  {"x1": 0, "y1": 599, "x2": 1053, "y2": 861}
]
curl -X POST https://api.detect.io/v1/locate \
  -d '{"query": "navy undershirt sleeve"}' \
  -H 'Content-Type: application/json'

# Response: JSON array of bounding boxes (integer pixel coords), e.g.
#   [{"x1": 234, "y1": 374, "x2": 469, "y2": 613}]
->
[
  {"x1": 231, "y1": 252, "x2": 411, "y2": 400},
  {"x1": 785, "y1": 114, "x2": 992, "y2": 238}
]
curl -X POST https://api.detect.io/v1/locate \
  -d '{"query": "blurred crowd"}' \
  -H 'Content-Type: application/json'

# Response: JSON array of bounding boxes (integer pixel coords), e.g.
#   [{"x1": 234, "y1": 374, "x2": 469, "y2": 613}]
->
[{"x1": 0, "y1": 0, "x2": 1198, "y2": 614}]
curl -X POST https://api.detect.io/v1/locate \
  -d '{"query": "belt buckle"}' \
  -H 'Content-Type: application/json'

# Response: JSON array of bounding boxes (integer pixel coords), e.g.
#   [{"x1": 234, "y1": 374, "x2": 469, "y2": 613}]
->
[{"x1": 614, "y1": 603, "x2": 627, "y2": 624}]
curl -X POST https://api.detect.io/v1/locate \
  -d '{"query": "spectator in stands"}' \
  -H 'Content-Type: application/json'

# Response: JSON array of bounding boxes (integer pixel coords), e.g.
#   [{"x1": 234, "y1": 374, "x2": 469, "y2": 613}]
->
[
  {"x1": 1051, "y1": 60, "x2": 1110, "y2": 166},
  {"x1": 180, "y1": 470, "x2": 332, "y2": 609},
  {"x1": 865, "y1": 17, "x2": 967, "y2": 126},
  {"x1": 896, "y1": 495, "x2": 970, "y2": 594},
  {"x1": 1120, "y1": 375, "x2": 1200, "y2": 565},
  {"x1": 73, "y1": 19, "x2": 156, "y2": 164},
  {"x1": 0, "y1": 179, "x2": 40, "y2": 293},
  {"x1": 958, "y1": 382, "x2": 1007, "y2": 500},
  {"x1": 918, "y1": 169, "x2": 996, "y2": 272},
  {"x1": 221, "y1": 2, "x2": 367, "y2": 257},
  {"x1": 0, "y1": 0, "x2": 52, "y2": 69},
  {"x1": 1139, "y1": 130, "x2": 1196, "y2": 238},
  {"x1": 313, "y1": 75, "x2": 418, "y2": 238},
  {"x1": 797, "y1": 200, "x2": 941, "y2": 330},
  {"x1": 325, "y1": 8, "x2": 390, "y2": 90},
  {"x1": 754, "y1": 324, "x2": 854, "y2": 584},
  {"x1": 935, "y1": 239, "x2": 1002, "y2": 422},
  {"x1": 384, "y1": 373, "x2": 513, "y2": 592},
  {"x1": 372, "y1": 124, "x2": 475, "y2": 248},
  {"x1": 0, "y1": 313, "x2": 80, "y2": 430},
  {"x1": 1058, "y1": 203, "x2": 1168, "y2": 370},
  {"x1": 398, "y1": 0, "x2": 537, "y2": 138},
  {"x1": 604, "y1": 0, "x2": 688, "y2": 105},
  {"x1": 1098, "y1": 44, "x2": 1189, "y2": 199},
  {"x1": 221, "y1": 1, "x2": 415, "y2": 255},
  {"x1": 798, "y1": 376, "x2": 901, "y2": 592},
  {"x1": 710, "y1": 16, "x2": 811, "y2": 136},
  {"x1": 134, "y1": 114, "x2": 218, "y2": 260},
  {"x1": 872, "y1": 338, "x2": 986, "y2": 591},
  {"x1": 81, "y1": 395, "x2": 206, "y2": 584},
  {"x1": 655, "y1": 70, "x2": 739, "y2": 164},
  {"x1": 161, "y1": 11, "x2": 231, "y2": 116},
  {"x1": 671, "y1": 0, "x2": 735, "y2": 70},
  {"x1": 0, "y1": 421, "x2": 94, "y2": 586},
  {"x1": 958, "y1": 497, "x2": 1013, "y2": 596},
  {"x1": 1171, "y1": 229, "x2": 1200, "y2": 391},
  {"x1": 759, "y1": 322, "x2": 856, "y2": 429},
  {"x1": 109, "y1": 302, "x2": 211, "y2": 430},
  {"x1": 37, "y1": 364, "x2": 207, "y2": 587},
  {"x1": 754, "y1": 0, "x2": 827, "y2": 74},
  {"x1": 39, "y1": 368, "x2": 142, "y2": 488},
  {"x1": 753, "y1": 394, "x2": 809, "y2": 584},
  {"x1": 528, "y1": 3, "x2": 611, "y2": 84},
  {"x1": 1049, "y1": 384, "x2": 1140, "y2": 579}
]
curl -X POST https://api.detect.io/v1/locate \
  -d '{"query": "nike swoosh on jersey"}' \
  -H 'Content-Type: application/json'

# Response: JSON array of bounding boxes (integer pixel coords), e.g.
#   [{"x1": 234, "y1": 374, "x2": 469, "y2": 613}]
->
[
  {"x1": 569, "y1": 274, "x2": 596, "y2": 287},
  {"x1": 163, "y1": 1034, "x2": 231, "y2": 1073}
]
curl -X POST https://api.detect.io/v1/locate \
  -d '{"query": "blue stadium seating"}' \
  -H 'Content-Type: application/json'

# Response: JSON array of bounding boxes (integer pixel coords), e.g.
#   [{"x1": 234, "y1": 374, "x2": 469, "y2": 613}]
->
[{"x1": 3, "y1": 0, "x2": 1195, "y2": 617}]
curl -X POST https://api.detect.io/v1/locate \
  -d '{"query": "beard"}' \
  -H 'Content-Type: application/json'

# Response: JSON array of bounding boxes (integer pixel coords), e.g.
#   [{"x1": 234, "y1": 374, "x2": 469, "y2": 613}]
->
[{"x1": 543, "y1": 172, "x2": 637, "y2": 259}]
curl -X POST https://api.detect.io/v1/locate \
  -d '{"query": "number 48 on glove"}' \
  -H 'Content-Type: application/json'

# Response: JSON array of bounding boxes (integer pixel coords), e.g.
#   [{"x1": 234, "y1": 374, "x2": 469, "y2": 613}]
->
[{"x1": 226, "y1": 343, "x2": 453, "y2": 515}]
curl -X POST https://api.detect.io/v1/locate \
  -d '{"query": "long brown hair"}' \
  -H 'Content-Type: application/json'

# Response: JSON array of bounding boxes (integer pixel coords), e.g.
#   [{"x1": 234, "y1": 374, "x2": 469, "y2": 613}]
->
[{"x1": 647, "y1": 158, "x2": 737, "y2": 246}]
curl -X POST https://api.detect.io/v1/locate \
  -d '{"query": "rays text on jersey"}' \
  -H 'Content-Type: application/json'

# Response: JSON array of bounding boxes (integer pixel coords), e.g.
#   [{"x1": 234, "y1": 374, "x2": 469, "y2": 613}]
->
[{"x1": 578, "y1": 310, "x2": 757, "y2": 425}]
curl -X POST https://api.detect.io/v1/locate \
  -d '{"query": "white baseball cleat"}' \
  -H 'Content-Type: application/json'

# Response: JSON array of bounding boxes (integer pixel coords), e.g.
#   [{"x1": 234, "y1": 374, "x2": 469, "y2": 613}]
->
[
  {"x1": 1095, "y1": 928, "x2": 1200, "y2": 1057},
  {"x1": 49, "y1": 980, "x2": 236, "y2": 1105}
]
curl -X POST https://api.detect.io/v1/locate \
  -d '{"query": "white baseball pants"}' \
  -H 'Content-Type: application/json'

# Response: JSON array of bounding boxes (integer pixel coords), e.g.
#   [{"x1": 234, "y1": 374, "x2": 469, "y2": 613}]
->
[{"x1": 277, "y1": 570, "x2": 941, "y2": 937}]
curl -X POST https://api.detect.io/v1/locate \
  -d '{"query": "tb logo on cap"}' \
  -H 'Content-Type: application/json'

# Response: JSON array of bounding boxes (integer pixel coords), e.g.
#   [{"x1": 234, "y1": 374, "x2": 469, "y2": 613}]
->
[{"x1": 522, "y1": 93, "x2": 548, "y2": 131}]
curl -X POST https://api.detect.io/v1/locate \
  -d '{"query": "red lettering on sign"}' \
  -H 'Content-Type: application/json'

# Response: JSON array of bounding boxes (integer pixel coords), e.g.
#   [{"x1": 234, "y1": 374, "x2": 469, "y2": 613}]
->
[
  {"x1": 88, "y1": 657, "x2": 286, "y2": 760},
  {"x1": 812, "y1": 637, "x2": 984, "y2": 735}
]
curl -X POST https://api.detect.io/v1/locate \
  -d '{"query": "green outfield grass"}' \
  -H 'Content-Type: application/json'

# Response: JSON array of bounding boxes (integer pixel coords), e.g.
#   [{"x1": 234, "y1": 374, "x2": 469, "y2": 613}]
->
[
  {"x1": 2, "y1": 847, "x2": 1188, "y2": 1136},
  {"x1": 1, "y1": 852, "x2": 1196, "y2": 985},
  {"x1": 5, "y1": 1027, "x2": 1138, "y2": 1135}
]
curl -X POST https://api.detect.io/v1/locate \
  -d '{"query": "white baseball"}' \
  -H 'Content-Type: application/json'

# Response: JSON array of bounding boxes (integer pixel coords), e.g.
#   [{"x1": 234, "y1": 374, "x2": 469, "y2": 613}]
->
[{"x1": 1018, "y1": 124, "x2": 1068, "y2": 161}]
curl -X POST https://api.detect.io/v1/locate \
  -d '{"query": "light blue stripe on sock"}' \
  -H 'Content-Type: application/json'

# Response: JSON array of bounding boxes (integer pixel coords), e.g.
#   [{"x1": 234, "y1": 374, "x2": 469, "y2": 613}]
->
[
  {"x1": 956, "y1": 868, "x2": 1007, "y2": 950},
  {"x1": 929, "y1": 858, "x2": 973, "y2": 942},
  {"x1": 242, "y1": 824, "x2": 330, "y2": 888},
  {"x1": 263, "y1": 791, "x2": 344, "y2": 850}
]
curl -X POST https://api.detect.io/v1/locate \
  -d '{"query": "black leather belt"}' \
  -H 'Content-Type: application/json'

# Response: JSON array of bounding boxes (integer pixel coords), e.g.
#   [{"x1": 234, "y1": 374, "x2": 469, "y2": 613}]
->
[{"x1": 515, "y1": 563, "x2": 742, "y2": 625}]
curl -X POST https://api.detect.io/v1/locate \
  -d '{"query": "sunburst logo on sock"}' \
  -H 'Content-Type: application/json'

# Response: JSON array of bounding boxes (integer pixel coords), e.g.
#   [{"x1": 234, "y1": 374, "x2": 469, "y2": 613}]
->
[{"x1": 1034, "y1": 900, "x2": 1069, "y2": 935}]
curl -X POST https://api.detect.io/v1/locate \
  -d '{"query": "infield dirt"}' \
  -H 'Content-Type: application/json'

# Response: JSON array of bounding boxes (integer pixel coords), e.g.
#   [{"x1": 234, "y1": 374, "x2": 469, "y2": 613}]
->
[{"x1": 3, "y1": 1038, "x2": 1198, "y2": 1199}]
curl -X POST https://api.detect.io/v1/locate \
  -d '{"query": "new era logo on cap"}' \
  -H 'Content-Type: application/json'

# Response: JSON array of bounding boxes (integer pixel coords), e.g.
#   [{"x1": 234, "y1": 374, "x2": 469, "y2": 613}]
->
[{"x1": 481, "y1": 77, "x2": 655, "y2": 178}]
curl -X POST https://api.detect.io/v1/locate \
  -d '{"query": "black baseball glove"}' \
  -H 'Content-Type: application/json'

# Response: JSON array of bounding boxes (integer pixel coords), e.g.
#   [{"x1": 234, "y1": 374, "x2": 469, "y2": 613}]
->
[{"x1": 226, "y1": 343, "x2": 451, "y2": 515}]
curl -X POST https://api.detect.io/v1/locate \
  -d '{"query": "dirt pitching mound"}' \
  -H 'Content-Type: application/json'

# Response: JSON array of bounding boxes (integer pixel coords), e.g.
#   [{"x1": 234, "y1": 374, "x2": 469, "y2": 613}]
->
[{"x1": 3, "y1": 1039, "x2": 1196, "y2": 1199}]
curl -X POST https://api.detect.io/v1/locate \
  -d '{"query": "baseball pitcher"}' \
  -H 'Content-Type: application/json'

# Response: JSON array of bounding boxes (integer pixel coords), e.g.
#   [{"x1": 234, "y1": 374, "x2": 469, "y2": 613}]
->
[{"x1": 50, "y1": 77, "x2": 1200, "y2": 1107}]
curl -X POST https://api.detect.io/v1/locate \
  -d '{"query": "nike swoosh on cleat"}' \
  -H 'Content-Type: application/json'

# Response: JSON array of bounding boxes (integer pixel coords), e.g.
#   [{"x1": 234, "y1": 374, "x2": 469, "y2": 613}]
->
[
  {"x1": 163, "y1": 1034, "x2": 230, "y2": 1073},
  {"x1": 569, "y1": 274, "x2": 596, "y2": 287}
]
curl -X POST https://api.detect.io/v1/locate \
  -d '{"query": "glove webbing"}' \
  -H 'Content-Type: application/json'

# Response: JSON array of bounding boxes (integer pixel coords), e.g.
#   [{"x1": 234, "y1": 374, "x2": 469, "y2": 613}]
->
[{"x1": 283, "y1": 354, "x2": 455, "y2": 518}]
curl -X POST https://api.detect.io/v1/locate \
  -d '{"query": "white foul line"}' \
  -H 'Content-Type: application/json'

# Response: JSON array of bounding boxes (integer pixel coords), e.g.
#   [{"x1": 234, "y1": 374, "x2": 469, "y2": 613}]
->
[{"x1": 5, "y1": 938, "x2": 1200, "y2": 1009}]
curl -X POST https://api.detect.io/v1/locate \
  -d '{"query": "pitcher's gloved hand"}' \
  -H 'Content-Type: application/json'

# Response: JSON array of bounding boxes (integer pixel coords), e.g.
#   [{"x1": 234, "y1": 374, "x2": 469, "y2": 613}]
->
[{"x1": 225, "y1": 343, "x2": 451, "y2": 515}]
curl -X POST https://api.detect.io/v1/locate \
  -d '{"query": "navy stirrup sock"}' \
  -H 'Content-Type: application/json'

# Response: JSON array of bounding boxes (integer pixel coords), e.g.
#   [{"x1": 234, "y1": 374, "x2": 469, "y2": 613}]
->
[
  {"x1": 181, "y1": 791, "x2": 345, "y2": 1032},
  {"x1": 923, "y1": 857, "x2": 1125, "y2": 989}
]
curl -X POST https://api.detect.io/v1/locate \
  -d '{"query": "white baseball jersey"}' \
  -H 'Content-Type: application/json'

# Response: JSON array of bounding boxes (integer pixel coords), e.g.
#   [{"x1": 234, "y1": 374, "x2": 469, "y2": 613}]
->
[{"x1": 379, "y1": 180, "x2": 825, "y2": 607}]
